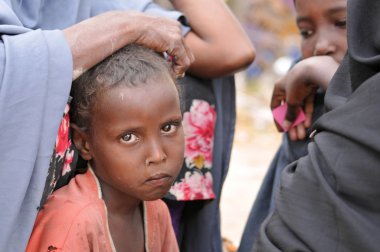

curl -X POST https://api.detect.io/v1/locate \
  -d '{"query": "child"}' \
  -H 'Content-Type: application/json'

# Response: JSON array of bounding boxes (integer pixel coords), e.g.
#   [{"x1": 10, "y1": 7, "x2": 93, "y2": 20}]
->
[
  {"x1": 256, "y1": 0, "x2": 380, "y2": 250},
  {"x1": 239, "y1": 0, "x2": 347, "y2": 251},
  {"x1": 26, "y1": 44, "x2": 184, "y2": 251}
]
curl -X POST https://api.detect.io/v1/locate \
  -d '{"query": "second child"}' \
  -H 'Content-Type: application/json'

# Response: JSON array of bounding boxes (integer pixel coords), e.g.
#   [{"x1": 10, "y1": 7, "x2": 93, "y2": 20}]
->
[{"x1": 239, "y1": 0, "x2": 347, "y2": 250}]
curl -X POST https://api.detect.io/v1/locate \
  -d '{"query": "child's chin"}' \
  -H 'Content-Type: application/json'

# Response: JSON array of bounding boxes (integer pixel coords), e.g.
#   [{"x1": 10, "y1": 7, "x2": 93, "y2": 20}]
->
[{"x1": 143, "y1": 190, "x2": 168, "y2": 201}]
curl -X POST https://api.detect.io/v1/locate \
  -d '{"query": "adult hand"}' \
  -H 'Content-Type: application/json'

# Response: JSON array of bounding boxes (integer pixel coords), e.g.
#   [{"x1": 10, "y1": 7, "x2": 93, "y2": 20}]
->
[
  {"x1": 131, "y1": 12, "x2": 194, "y2": 78},
  {"x1": 270, "y1": 56, "x2": 339, "y2": 141},
  {"x1": 64, "y1": 11, "x2": 194, "y2": 80}
]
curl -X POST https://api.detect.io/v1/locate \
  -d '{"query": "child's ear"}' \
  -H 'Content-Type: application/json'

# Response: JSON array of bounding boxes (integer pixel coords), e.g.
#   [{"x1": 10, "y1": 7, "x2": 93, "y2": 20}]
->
[{"x1": 71, "y1": 123, "x2": 92, "y2": 161}]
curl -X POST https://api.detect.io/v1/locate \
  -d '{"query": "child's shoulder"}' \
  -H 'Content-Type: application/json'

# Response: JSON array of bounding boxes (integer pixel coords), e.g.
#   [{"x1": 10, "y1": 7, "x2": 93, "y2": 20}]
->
[
  {"x1": 145, "y1": 199, "x2": 170, "y2": 217},
  {"x1": 27, "y1": 170, "x2": 108, "y2": 251},
  {"x1": 45, "y1": 169, "x2": 102, "y2": 209},
  {"x1": 144, "y1": 200, "x2": 172, "y2": 228},
  {"x1": 37, "y1": 169, "x2": 105, "y2": 226},
  {"x1": 144, "y1": 200, "x2": 179, "y2": 251}
]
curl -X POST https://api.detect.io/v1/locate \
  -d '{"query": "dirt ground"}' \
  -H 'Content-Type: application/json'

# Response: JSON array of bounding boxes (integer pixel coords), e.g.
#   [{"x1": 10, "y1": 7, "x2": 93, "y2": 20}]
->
[{"x1": 220, "y1": 73, "x2": 282, "y2": 249}]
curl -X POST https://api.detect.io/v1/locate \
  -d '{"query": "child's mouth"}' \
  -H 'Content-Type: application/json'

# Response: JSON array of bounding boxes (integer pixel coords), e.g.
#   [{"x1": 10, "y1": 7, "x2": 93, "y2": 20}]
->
[{"x1": 145, "y1": 173, "x2": 171, "y2": 186}]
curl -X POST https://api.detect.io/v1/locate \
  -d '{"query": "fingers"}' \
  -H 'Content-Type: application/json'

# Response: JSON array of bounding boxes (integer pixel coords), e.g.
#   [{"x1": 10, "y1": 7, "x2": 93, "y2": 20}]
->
[
  {"x1": 271, "y1": 79, "x2": 286, "y2": 132},
  {"x1": 168, "y1": 39, "x2": 195, "y2": 78},
  {"x1": 288, "y1": 128, "x2": 297, "y2": 141},
  {"x1": 151, "y1": 17, "x2": 193, "y2": 77},
  {"x1": 288, "y1": 124, "x2": 306, "y2": 141},
  {"x1": 134, "y1": 15, "x2": 194, "y2": 77},
  {"x1": 296, "y1": 124, "x2": 306, "y2": 140},
  {"x1": 284, "y1": 103, "x2": 299, "y2": 127},
  {"x1": 285, "y1": 92, "x2": 314, "y2": 134},
  {"x1": 287, "y1": 94, "x2": 313, "y2": 141},
  {"x1": 270, "y1": 79, "x2": 286, "y2": 110}
]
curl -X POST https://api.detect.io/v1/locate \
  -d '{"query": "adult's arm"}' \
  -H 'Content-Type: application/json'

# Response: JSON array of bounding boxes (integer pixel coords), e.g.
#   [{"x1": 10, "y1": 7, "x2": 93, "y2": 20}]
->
[
  {"x1": 0, "y1": 4, "x2": 73, "y2": 252},
  {"x1": 92, "y1": 0, "x2": 255, "y2": 78},
  {"x1": 63, "y1": 10, "x2": 193, "y2": 80},
  {"x1": 171, "y1": 0, "x2": 256, "y2": 78}
]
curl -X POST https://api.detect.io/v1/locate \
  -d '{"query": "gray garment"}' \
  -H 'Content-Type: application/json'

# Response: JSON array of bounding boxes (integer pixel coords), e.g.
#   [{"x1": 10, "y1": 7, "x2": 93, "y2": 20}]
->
[
  {"x1": 0, "y1": 1, "x2": 185, "y2": 251},
  {"x1": 238, "y1": 93, "x2": 325, "y2": 252},
  {"x1": 255, "y1": 0, "x2": 380, "y2": 247}
]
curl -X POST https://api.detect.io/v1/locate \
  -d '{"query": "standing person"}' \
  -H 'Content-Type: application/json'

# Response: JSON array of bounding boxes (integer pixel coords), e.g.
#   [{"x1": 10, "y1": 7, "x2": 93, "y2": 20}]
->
[
  {"x1": 255, "y1": 0, "x2": 380, "y2": 250},
  {"x1": 0, "y1": 1, "x2": 254, "y2": 251},
  {"x1": 27, "y1": 44, "x2": 183, "y2": 251},
  {"x1": 239, "y1": 0, "x2": 347, "y2": 251},
  {"x1": 159, "y1": 1, "x2": 255, "y2": 251}
]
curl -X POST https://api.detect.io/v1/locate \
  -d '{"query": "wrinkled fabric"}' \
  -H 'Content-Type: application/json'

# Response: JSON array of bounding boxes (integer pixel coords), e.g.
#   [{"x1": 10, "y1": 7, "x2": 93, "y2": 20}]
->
[
  {"x1": 238, "y1": 93, "x2": 325, "y2": 252},
  {"x1": 0, "y1": 1, "x2": 185, "y2": 251},
  {"x1": 255, "y1": 0, "x2": 380, "y2": 251},
  {"x1": 26, "y1": 169, "x2": 178, "y2": 252}
]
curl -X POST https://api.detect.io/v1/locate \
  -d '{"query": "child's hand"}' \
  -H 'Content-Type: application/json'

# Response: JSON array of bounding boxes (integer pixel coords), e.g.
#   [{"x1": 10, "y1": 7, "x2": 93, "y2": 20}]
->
[
  {"x1": 271, "y1": 74, "x2": 316, "y2": 141},
  {"x1": 270, "y1": 56, "x2": 340, "y2": 141}
]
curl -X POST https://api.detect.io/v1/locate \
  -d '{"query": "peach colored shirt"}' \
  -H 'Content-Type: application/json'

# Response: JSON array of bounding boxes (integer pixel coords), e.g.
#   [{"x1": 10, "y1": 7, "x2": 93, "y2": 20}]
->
[{"x1": 26, "y1": 169, "x2": 178, "y2": 252}]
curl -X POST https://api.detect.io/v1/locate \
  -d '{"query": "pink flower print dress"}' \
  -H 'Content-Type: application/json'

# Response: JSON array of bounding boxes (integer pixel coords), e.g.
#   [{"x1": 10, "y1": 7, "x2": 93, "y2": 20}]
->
[
  {"x1": 40, "y1": 100, "x2": 78, "y2": 207},
  {"x1": 168, "y1": 99, "x2": 217, "y2": 201}
]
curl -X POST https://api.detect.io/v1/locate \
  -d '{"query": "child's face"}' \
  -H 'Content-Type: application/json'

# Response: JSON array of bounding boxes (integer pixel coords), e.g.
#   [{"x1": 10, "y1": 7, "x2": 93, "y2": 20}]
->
[
  {"x1": 295, "y1": 0, "x2": 347, "y2": 63},
  {"x1": 86, "y1": 76, "x2": 184, "y2": 201}
]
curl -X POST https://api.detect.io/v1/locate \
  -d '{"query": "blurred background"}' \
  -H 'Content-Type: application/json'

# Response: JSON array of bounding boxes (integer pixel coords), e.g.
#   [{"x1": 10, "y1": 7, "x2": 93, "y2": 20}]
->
[
  {"x1": 219, "y1": 0, "x2": 300, "y2": 249},
  {"x1": 156, "y1": 0, "x2": 302, "y2": 249}
]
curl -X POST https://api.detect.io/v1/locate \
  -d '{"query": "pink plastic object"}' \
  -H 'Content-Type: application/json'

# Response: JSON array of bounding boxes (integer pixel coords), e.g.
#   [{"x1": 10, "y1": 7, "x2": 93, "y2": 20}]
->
[{"x1": 272, "y1": 103, "x2": 305, "y2": 132}]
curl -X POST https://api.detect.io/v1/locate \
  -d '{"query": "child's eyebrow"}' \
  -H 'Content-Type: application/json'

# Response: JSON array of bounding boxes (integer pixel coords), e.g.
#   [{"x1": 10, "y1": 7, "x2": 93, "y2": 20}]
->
[
  {"x1": 326, "y1": 6, "x2": 347, "y2": 16},
  {"x1": 296, "y1": 6, "x2": 347, "y2": 24},
  {"x1": 296, "y1": 16, "x2": 310, "y2": 24}
]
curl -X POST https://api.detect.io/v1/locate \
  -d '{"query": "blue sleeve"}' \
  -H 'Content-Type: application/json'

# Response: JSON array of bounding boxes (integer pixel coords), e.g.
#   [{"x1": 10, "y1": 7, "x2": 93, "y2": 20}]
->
[
  {"x1": 0, "y1": 1, "x2": 189, "y2": 250},
  {"x1": 0, "y1": 3, "x2": 73, "y2": 251}
]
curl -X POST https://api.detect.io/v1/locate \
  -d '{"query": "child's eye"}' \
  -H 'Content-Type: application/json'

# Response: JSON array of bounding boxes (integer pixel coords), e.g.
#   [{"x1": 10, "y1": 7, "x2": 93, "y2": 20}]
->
[
  {"x1": 121, "y1": 133, "x2": 138, "y2": 143},
  {"x1": 335, "y1": 20, "x2": 346, "y2": 28},
  {"x1": 299, "y1": 29, "x2": 313, "y2": 39},
  {"x1": 161, "y1": 121, "x2": 180, "y2": 134}
]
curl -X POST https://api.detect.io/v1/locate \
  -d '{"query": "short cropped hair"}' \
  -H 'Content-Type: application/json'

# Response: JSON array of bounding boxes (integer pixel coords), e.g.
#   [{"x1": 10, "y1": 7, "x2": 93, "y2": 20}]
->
[{"x1": 70, "y1": 44, "x2": 177, "y2": 131}]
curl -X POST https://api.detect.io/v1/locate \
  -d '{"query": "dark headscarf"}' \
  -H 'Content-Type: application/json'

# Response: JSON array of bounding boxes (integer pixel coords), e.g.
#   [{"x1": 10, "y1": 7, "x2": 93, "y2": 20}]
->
[{"x1": 255, "y1": 0, "x2": 380, "y2": 251}]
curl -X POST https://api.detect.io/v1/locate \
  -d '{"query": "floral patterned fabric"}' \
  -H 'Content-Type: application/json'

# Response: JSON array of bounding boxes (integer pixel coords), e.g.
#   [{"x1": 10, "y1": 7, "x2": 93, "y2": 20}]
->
[
  {"x1": 166, "y1": 77, "x2": 217, "y2": 201},
  {"x1": 40, "y1": 101, "x2": 78, "y2": 207}
]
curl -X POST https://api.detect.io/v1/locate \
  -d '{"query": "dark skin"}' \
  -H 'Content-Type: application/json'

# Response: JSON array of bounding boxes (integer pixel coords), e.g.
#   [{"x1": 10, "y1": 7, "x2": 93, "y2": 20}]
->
[
  {"x1": 63, "y1": 0, "x2": 255, "y2": 80},
  {"x1": 72, "y1": 76, "x2": 184, "y2": 251},
  {"x1": 171, "y1": 0, "x2": 255, "y2": 77},
  {"x1": 63, "y1": 11, "x2": 194, "y2": 80},
  {"x1": 271, "y1": 0, "x2": 347, "y2": 140},
  {"x1": 107, "y1": 203, "x2": 144, "y2": 252}
]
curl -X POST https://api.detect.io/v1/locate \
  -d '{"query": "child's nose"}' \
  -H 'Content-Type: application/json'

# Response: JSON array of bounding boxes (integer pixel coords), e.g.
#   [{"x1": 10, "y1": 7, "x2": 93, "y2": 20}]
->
[
  {"x1": 313, "y1": 32, "x2": 335, "y2": 56},
  {"x1": 145, "y1": 138, "x2": 167, "y2": 166}
]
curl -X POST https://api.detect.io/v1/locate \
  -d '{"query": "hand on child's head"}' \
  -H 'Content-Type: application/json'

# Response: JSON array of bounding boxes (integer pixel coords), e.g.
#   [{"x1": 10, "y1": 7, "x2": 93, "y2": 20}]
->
[
  {"x1": 168, "y1": 42, "x2": 194, "y2": 78},
  {"x1": 133, "y1": 14, "x2": 194, "y2": 78}
]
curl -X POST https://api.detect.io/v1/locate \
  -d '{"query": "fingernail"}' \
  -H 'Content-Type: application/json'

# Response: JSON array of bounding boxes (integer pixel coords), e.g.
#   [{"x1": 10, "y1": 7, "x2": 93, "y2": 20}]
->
[
  {"x1": 282, "y1": 120, "x2": 291, "y2": 130},
  {"x1": 177, "y1": 72, "x2": 185, "y2": 78}
]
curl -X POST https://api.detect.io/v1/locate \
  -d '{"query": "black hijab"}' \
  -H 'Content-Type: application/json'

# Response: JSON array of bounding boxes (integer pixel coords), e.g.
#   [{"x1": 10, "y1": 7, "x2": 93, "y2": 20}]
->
[{"x1": 255, "y1": 0, "x2": 380, "y2": 251}]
